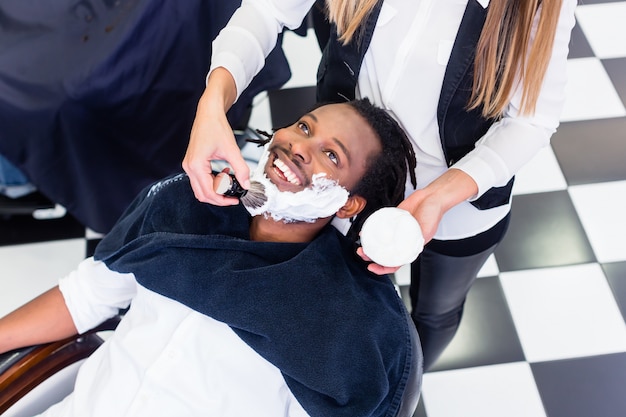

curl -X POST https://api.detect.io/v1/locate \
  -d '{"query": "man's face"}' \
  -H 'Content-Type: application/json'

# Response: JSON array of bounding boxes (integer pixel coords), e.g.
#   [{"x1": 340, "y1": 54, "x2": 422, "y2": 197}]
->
[{"x1": 264, "y1": 103, "x2": 382, "y2": 193}]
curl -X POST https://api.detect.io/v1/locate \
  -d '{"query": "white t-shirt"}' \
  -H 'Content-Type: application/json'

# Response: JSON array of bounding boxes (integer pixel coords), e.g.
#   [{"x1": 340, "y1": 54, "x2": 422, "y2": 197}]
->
[{"x1": 42, "y1": 257, "x2": 308, "y2": 417}]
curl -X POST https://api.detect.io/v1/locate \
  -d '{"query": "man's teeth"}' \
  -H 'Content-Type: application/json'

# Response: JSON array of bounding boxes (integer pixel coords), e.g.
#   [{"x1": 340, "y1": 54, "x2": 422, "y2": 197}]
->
[{"x1": 274, "y1": 158, "x2": 301, "y2": 185}]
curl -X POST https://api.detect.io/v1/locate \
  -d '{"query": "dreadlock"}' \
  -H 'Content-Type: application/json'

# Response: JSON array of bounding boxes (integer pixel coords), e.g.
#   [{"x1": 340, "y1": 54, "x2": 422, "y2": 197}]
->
[
  {"x1": 344, "y1": 98, "x2": 416, "y2": 241},
  {"x1": 245, "y1": 98, "x2": 417, "y2": 242}
]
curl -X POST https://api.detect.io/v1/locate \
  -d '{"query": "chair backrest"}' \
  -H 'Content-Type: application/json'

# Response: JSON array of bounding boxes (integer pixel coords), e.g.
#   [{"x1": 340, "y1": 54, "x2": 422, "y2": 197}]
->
[{"x1": 395, "y1": 311, "x2": 423, "y2": 417}]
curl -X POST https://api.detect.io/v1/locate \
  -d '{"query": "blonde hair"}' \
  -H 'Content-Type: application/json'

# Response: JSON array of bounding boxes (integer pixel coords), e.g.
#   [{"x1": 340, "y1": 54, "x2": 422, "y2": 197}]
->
[
  {"x1": 469, "y1": 0, "x2": 564, "y2": 118},
  {"x1": 325, "y1": 0, "x2": 564, "y2": 118}
]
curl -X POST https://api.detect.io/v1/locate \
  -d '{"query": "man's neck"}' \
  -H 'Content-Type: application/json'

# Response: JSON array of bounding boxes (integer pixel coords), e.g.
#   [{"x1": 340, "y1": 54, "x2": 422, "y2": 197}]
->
[{"x1": 249, "y1": 216, "x2": 330, "y2": 243}]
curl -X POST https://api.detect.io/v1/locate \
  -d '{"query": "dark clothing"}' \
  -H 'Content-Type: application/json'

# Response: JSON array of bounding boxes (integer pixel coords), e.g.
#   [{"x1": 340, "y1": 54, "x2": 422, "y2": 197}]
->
[
  {"x1": 94, "y1": 173, "x2": 421, "y2": 417},
  {"x1": 0, "y1": 0, "x2": 291, "y2": 233},
  {"x1": 315, "y1": 0, "x2": 513, "y2": 369}
]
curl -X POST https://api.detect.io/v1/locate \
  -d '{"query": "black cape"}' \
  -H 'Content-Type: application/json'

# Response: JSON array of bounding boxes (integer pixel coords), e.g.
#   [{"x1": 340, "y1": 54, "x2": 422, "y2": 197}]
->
[
  {"x1": 94, "y1": 173, "x2": 417, "y2": 417},
  {"x1": 0, "y1": 0, "x2": 291, "y2": 232}
]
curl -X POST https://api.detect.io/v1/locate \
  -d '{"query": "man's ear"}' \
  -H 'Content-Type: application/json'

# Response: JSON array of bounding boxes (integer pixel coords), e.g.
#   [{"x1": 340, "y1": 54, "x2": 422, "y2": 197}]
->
[{"x1": 336, "y1": 195, "x2": 367, "y2": 219}]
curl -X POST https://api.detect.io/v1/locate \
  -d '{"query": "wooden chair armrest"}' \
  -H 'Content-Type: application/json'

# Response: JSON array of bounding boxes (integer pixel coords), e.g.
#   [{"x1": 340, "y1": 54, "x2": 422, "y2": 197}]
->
[{"x1": 0, "y1": 315, "x2": 121, "y2": 414}]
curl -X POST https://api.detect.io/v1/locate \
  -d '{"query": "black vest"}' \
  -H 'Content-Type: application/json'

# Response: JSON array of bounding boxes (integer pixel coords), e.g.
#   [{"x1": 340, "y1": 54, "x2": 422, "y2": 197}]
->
[{"x1": 316, "y1": 0, "x2": 514, "y2": 210}]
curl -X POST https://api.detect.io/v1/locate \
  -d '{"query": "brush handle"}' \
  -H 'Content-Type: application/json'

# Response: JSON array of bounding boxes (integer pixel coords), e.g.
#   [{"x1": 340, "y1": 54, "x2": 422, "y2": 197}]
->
[{"x1": 214, "y1": 174, "x2": 247, "y2": 198}]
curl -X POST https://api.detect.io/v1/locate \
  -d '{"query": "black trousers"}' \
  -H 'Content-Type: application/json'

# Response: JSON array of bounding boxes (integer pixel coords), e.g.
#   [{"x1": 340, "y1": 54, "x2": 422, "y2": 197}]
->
[{"x1": 410, "y1": 213, "x2": 510, "y2": 370}]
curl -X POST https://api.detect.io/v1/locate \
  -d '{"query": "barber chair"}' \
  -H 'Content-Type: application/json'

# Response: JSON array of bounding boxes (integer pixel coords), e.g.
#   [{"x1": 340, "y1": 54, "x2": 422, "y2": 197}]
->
[
  {"x1": 0, "y1": 312, "x2": 421, "y2": 417},
  {"x1": 0, "y1": 317, "x2": 120, "y2": 417}
]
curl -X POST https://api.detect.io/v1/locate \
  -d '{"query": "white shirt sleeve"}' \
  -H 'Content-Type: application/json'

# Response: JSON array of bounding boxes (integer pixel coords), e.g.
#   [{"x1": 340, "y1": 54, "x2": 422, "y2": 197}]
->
[
  {"x1": 58, "y1": 257, "x2": 136, "y2": 334},
  {"x1": 208, "y1": 0, "x2": 315, "y2": 100},
  {"x1": 453, "y1": 0, "x2": 577, "y2": 199}
]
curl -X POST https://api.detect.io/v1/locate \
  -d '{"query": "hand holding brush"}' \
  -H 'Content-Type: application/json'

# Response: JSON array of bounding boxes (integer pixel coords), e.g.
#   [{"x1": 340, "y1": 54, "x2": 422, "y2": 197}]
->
[{"x1": 214, "y1": 171, "x2": 267, "y2": 209}]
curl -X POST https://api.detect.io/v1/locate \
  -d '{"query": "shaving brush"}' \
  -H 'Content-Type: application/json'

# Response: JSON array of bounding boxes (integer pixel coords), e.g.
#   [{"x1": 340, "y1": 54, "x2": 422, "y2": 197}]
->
[{"x1": 214, "y1": 173, "x2": 267, "y2": 209}]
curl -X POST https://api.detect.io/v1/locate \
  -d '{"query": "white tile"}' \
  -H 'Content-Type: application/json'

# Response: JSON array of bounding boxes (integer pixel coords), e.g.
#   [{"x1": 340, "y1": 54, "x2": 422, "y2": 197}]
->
[
  {"x1": 477, "y1": 254, "x2": 499, "y2": 278},
  {"x1": 513, "y1": 146, "x2": 567, "y2": 195},
  {"x1": 422, "y1": 362, "x2": 546, "y2": 417},
  {"x1": 0, "y1": 239, "x2": 86, "y2": 317},
  {"x1": 281, "y1": 28, "x2": 322, "y2": 89},
  {"x1": 575, "y1": 2, "x2": 626, "y2": 59},
  {"x1": 394, "y1": 263, "x2": 412, "y2": 286},
  {"x1": 248, "y1": 92, "x2": 273, "y2": 132},
  {"x1": 85, "y1": 228, "x2": 103, "y2": 240},
  {"x1": 568, "y1": 180, "x2": 626, "y2": 263},
  {"x1": 500, "y1": 263, "x2": 626, "y2": 362},
  {"x1": 560, "y1": 57, "x2": 626, "y2": 122}
]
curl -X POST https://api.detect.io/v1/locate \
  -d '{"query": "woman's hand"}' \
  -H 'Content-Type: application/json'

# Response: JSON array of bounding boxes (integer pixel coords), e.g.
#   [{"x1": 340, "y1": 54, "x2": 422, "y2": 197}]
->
[
  {"x1": 182, "y1": 68, "x2": 249, "y2": 206},
  {"x1": 358, "y1": 168, "x2": 479, "y2": 275}
]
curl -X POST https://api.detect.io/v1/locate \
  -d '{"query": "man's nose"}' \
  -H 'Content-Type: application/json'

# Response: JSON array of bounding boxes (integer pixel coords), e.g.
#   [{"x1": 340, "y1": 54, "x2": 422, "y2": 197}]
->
[{"x1": 289, "y1": 139, "x2": 312, "y2": 164}]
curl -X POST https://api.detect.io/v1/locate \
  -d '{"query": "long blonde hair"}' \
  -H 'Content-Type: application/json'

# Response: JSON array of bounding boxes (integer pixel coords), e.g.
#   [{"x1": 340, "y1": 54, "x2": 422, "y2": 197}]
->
[{"x1": 325, "y1": 0, "x2": 564, "y2": 118}]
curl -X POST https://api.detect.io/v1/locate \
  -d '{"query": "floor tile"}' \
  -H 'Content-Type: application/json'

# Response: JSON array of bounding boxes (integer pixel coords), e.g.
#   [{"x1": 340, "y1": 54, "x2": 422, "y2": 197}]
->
[
  {"x1": 0, "y1": 213, "x2": 85, "y2": 246},
  {"x1": 603, "y1": 261, "x2": 626, "y2": 321},
  {"x1": 560, "y1": 57, "x2": 626, "y2": 122},
  {"x1": 268, "y1": 86, "x2": 317, "y2": 129},
  {"x1": 568, "y1": 181, "x2": 626, "y2": 263},
  {"x1": 422, "y1": 362, "x2": 546, "y2": 417},
  {"x1": 532, "y1": 352, "x2": 626, "y2": 417},
  {"x1": 495, "y1": 190, "x2": 595, "y2": 271},
  {"x1": 281, "y1": 28, "x2": 322, "y2": 89},
  {"x1": 512, "y1": 145, "x2": 567, "y2": 196},
  {"x1": 567, "y1": 20, "x2": 595, "y2": 59},
  {"x1": 574, "y1": 2, "x2": 626, "y2": 59},
  {"x1": 477, "y1": 254, "x2": 499, "y2": 278},
  {"x1": 430, "y1": 276, "x2": 525, "y2": 372},
  {"x1": 0, "y1": 239, "x2": 86, "y2": 317},
  {"x1": 601, "y1": 57, "x2": 626, "y2": 106},
  {"x1": 500, "y1": 263, "x2": 626, "y2": 362},
  {"x1": 551, "y1": 117, "x2": 626, "y2": 185}
]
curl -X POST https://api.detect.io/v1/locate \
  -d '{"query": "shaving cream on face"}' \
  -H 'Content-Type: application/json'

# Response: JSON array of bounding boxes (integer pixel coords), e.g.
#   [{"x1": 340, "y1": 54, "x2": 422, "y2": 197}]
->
[
  {"x1": 246, "y1": 148, "x2": 350, "y2": 223},
  {"x1": 246, "y1": 172, "x2": 349, "y2": 223}
]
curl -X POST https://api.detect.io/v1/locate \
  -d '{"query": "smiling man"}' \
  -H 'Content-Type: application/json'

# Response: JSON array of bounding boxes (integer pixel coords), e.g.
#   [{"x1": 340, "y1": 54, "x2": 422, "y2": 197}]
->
[{"x1": 0, "y1": 100, "x2": 420, "y2": 417}]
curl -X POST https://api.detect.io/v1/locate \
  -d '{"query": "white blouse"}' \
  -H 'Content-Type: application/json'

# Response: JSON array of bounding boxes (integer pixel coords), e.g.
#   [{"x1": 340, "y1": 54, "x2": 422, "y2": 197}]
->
[{"x1": 210, "y1": 0, "x2": 577, "y2": 239}]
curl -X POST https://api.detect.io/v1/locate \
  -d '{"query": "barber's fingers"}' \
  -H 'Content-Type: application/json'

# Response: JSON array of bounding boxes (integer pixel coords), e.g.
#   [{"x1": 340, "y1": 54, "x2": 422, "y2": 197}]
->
[
  {"x1": 356, "y1": 247, "x2": 401, "y2": 276},
  {"x1": 186, "y1": 167, "x2": 240, "y2": 206},
  {"x1": 227, "y1": 151, "x2": 251, "y2": 191},
  {"x1": 184, "y1": 100, "x2": 244, "y2": 205}
]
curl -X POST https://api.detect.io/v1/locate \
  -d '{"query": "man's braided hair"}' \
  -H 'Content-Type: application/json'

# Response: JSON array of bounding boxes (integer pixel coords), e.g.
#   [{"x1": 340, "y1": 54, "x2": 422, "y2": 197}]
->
[{"x1": 345, "y1": 98, "x2": 416, "y2": 241}]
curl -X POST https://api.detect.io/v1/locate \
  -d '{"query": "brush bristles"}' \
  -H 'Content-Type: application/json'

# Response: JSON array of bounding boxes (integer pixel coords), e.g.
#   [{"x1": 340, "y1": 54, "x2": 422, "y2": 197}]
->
[{"x1": 240, "y1": 181, "x2": 267, "y2": 209}]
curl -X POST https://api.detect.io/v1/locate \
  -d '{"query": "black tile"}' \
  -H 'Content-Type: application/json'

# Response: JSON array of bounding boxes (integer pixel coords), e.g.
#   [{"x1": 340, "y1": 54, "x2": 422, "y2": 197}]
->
[
  {"x1": 568, "y1": 20, "x2": 595, "y2": 59},
  {"x1": 551, "y1": 118, "x2": 626, "y2": 185},
  {"x1": 495, "y1": 191, "x2": 596, "y2": 271},
  {"x1": 86, "y1": 238, "x2": 103, "y2": 258},
  {"x1": 603, "y1": 261, "x2": 626, "y2": 322},
  {"x1": 0, "y1": 213, "x2": 85, "y2": 246},
  {"x1": 532, "y1": 353, "x2": 626, "y2": 417},
  {"x1": 267, "y1": 86, "x2": 317, "y2": 129},
  {"x1": 429, "y1": 276, "x2": 525, "y2": 372},
  {"x1": 602, "y1": 58, "x2": 626, "y2": 108},
  {"x1": 412, "y1": 396, "x2": 427, "y2": 417}
]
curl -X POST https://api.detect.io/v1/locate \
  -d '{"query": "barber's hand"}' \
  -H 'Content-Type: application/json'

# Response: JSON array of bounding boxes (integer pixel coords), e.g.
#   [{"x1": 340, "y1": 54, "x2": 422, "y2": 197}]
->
[
  {"x1": 397, "y1": 189, "x2": 443, "y2": 245},
  {"x1": 183, "y1": 90, "x2": 250, "y2": 206},
  {"x1": 357, "y1": 192, "x2": 440, "y2": 276},
  {"x1": 357, "y1": 247, "x2": 402, "y2": 275}
]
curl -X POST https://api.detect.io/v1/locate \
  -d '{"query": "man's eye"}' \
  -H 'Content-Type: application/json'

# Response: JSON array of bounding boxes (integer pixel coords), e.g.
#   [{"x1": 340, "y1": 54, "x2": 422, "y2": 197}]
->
[
  {"x1": 325, "y1": 150, "x2": 338, "y2": 165},
  {"x1": 297, "y1": 122, "x2": 309, "y2": 136}
]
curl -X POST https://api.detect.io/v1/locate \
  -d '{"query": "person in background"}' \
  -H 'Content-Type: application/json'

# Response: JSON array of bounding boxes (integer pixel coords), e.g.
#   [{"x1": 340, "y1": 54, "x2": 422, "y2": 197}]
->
[
  {"x1": 182, "y1": 0, "x2": 578, "y2": 370},
  {"x1": 0, "y1": 99, "x2": 421, "y2": 417}
]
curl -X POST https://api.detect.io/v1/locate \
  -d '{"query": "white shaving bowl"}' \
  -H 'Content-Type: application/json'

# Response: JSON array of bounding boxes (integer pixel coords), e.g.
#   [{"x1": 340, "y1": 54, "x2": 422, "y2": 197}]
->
[{"x1": 360, "y1": 207, "x2": 424, "y2": 268}]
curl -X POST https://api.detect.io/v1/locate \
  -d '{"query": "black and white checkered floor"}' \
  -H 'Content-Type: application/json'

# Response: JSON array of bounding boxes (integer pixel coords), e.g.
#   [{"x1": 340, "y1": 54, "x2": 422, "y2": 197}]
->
[{"x1": 2, "y1": 1, "x2": 626, "y2": 416}]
